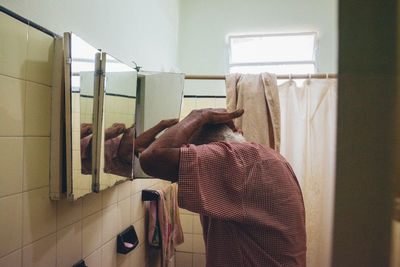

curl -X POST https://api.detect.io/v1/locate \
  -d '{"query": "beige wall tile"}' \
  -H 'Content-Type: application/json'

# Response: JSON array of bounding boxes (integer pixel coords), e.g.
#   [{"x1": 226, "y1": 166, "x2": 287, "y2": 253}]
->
[
  {"x1": 181, "y1": 214, "x2": 194, "y2": 234},
  {"x1": 131, "y1": 192, "x2": 145, "y2": 223},
  {"x1": 22, "y1": 187, "x2": 56, "y2": 245},
  {"x1": 26, "y1": 26, "x2": 54, "y2": 86},
  {"x1": 0, "y1": 75, "x2": 25, "y2": 136},
  {"x1": 116, "y1": 252, "x2": 131, "y2": 267},
  {"x1": 84, "y1": 248, "x2": 101, "y2": 267},
  {"x1": 179, "y1": 207, "x2": 195, "y2": 216},
  {"x1": 133, "y1": 218, "x2": 146, "y2": 248},
  {"x1": 175, "y1": 252, "x2": 193, "y2": 267},
  {"x1": 102, "y1": 203, "x2": 118, "y2": 243},
  {"x1": 22, "y1": 233, "x2": 56, "y2": 267},
  {"x1": 23, "y1": 137, "x2": 50, "y2": 191},
  {"x1": 193, "y1": 253, "x2": 206, "y2": 267},
  {"x1": 0, "y1": 13, "x2": 28, "y2": 79},
  {"x1": 102, "y1": 186, "x2": 118, "y2": 208},
  {"x1": 101, "y1": 238, "x2": 117, "y2": 267},
  {"x1": 24, "y1": 82, "x2": 51, "y2": 136},
  {"x1": 130, "y1": 244, "x2": 145, "y2": 267},
  {"x1": 82, "y1": 192, "x2": 102, "y2": 217},
  {"x1": 193, "y1": 215, "x2": 203, "y2": 234},
  {"x1": 56, "y1": 221, "x2": 82, "y2": 267},
  {"x1": 192, "y1": 234, "x2": 205, "y2": 254},
  {"x1": 56, "y1": 198, "x2": 82, "y2": 230},
  {"x1": 0, "y1": 194, "x2": 22, "y2": 257},
  {"x1": 176, "y1": 233, "x2": 193, "y2": 253},
  {"x1": 214, "y1": 97, "x2": 227, "y2": 108},
  {"x1": 196, "y1": 98, "x2": 216, "y2": 109},
  {"x1": 0, "y1": 249, "x2": 22, "y2": 267},
  {"x1": 82, "y1": 211, "x2": 102, "y2": 258},
  {"x1": 117, "y1": 181, "x2": 131, "y2": 202},
  {"x1": 0, "y1": 137, "x2": 23, "y2": 197},
  {"x1": 180, "y1": 98, "x2": 197, "y2": 119},
  {"x1": 118, "y1": 197, "x2": 131, "y2": 232}
]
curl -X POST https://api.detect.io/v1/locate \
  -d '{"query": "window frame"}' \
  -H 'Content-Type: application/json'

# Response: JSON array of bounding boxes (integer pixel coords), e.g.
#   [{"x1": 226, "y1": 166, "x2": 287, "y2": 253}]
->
[{"x1": 227, "y1": 32, "x2": 319, "y2": 74}]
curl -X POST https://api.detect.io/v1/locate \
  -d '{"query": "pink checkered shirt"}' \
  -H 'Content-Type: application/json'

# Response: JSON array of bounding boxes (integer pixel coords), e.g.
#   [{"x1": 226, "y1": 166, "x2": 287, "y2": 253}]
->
[{"x1": 178, "y1": 142, "x2": 306, "y2": 267}]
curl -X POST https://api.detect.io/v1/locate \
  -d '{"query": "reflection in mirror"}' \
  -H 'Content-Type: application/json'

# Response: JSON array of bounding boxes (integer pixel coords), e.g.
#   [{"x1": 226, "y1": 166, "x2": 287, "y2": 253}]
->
[
  {"x1": 64, "y1": 32, "x2": 99, "y2": 200},
  {"x1": 96, "y1": 53, "x2": 138, "y2": 191},
  {"x1": 134, "y1": 72, "x2": 185, "y2": 178}
]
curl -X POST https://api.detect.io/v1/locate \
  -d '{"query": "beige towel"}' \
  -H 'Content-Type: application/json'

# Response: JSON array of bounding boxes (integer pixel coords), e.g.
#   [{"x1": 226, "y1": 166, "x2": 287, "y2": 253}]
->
[
  {"x1": 154, "y1": 183, "x2": 184, "y2": 267},
  {"x1": 226, "y1": 73, "x2": 281, "y2": 151}
]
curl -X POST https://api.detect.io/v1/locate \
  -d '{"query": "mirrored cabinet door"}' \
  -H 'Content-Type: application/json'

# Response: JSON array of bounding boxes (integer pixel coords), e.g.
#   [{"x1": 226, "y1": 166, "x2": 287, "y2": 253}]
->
[
  {"x1": 95, "y1": 52, "x2": 138, "y2": 191},
  {"x1": 64, "y1": 32, "x2": 100, "y2": 200},
  {"x1": 134, "y1": 72, "x2": 185, "y2": 178}
]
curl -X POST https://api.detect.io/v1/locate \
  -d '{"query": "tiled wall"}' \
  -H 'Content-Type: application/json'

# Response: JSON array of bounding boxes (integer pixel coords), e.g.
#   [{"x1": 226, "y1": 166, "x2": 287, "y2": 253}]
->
[
  {"x1": 0, "y1": 11, "x2": 170, "y2": 267},
  {"x1": 175, "y1": 96, "x2": 226, "y2": 267}
]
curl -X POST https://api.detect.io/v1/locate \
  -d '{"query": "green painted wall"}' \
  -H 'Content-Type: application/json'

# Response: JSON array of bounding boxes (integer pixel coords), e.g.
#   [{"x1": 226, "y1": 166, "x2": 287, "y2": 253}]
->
[{"x1": 178, "y1": 0, "x2": 338, "y2": 95}]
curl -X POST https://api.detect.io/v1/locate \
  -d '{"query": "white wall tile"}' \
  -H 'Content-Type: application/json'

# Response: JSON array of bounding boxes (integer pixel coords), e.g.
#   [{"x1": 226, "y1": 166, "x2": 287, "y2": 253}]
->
[
  {"x1": 56, "y1": 221, "x2": 82, "y2": 267},
  {"x1": 0, "y1": 138, "x2": 23, "y2": 197},
  {"x1": 82, "y1": 211, "x2": 102, "y2": 258},
  {"x1": 26, "y1": 26, "x2": 54, "y2": 86},
  {"x1": 102, "y1": 204, "x2": 118, "y2": 243},
  {"x1": 0, "y1": 12, "x2": 28, "y2": 79},
  {"x1": 22, "y1": 187, "x2": 56, "y2": 245},
  {"x1": 0, "y1": 194, "x2": 22, "y2": 257},
  {"x1": 24, "y1": 82, "x2": 51, "y2": 136},
  {"x1": 57, "y1": 198, "x2": 82, "y2": 230},
  {"x1": 101, "y1": 239, "x2": 117, "y2": 267},
  {"x1": 0, "y1": 75, "x2": 25, "y2": 136},
  {"x1": 23, "y1": 137, "x2": 50, "y2": 191},
  {"x1": 82, "y1": 192, "x2": 102, "y2": 217},
  {"x1": 0, "y1": 249, "x2": 22, "y2": 267},
  {"x1": 22, "y1": 233, "x2": 56, "y2": 267}
]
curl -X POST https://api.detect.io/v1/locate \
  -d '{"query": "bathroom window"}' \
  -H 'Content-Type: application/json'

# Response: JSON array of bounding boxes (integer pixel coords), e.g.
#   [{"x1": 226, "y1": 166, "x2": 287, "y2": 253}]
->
[{"x1": 228, "y1": 32, "x2": 317, "y2": 75}]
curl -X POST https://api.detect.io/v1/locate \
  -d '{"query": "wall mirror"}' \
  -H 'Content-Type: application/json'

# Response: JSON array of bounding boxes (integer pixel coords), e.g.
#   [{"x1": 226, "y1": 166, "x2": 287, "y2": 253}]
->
[
  {"x1": 95, "y1": 52, "x2": 138, "y2": 191},
  {"x1": 64, "y1": 32, "x2": 101, "y2": 200},
  {"x1": 134, "y1": 72, "x2": 185, "y2": 178}
]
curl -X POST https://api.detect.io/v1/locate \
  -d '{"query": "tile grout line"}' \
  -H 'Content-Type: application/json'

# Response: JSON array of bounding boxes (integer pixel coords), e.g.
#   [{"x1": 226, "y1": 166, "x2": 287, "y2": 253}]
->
[
  {"x1": 0, "y1": 73, "x2": 52, "y2": 88},
  {"x1": 0, "y1": 184, "x2": 51, "y2": 200},
  {"x1": 20, "y1": 28, "x2": 27, "y2": 261}
]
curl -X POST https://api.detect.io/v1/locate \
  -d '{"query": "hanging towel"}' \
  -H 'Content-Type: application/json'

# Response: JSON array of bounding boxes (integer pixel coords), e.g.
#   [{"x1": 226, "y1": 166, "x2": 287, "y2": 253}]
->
[
  {"x1": 148, "y1": 183, "x2": 184, "y2": 267},
  {"x1": 226, "y1": 73, "x2": 281, "y2": 151}
]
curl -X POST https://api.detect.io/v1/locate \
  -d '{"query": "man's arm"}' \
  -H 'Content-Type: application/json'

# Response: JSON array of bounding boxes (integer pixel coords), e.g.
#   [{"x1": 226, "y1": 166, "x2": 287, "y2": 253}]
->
[
  {"x1": 135, "y1": 118, "x2": 179, "y2": 153},
  {"x1": 139, "y1": 108, "x2": 244, "y2": 181}
]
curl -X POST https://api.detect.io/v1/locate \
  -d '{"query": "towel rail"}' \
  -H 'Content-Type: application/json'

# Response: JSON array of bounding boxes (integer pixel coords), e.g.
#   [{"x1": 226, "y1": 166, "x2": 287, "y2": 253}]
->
[
  {"x1": 142, "y1": 190, "x2": 160, "y2": 201},
  {"x1": 184, "y1": 73, "x2": 338, "y2": 80}
]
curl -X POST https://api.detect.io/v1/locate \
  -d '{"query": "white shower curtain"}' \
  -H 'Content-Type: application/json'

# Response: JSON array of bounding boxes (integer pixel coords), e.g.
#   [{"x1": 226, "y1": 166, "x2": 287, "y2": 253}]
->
[{"x1": 279, "y1": 79, "x2": 338, "y2": 267}]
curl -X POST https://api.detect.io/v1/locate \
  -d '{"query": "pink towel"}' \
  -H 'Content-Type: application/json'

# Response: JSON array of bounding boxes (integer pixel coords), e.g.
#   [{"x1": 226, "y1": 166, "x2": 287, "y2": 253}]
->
[{"x1": 148, "y1": 183, "x2": 184, "y2": 267}]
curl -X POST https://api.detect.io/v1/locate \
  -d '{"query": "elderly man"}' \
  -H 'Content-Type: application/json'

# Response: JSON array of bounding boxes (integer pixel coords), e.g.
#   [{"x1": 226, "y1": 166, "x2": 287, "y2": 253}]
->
[{"x1": 140, "y1": 108, "x2": 306, "y2": 267}]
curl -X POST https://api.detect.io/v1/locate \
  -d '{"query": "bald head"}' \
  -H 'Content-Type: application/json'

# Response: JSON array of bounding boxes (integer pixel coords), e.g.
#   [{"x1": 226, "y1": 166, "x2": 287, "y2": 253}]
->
[{"x1": 188, "y1": 123, "x2": 246, "y2": 145}]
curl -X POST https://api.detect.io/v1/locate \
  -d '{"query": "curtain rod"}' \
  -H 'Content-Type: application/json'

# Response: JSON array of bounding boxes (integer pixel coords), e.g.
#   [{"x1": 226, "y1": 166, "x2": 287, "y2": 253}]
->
[{"x1": 185, "y1": 73, "x2": 338, "y2": 80}]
